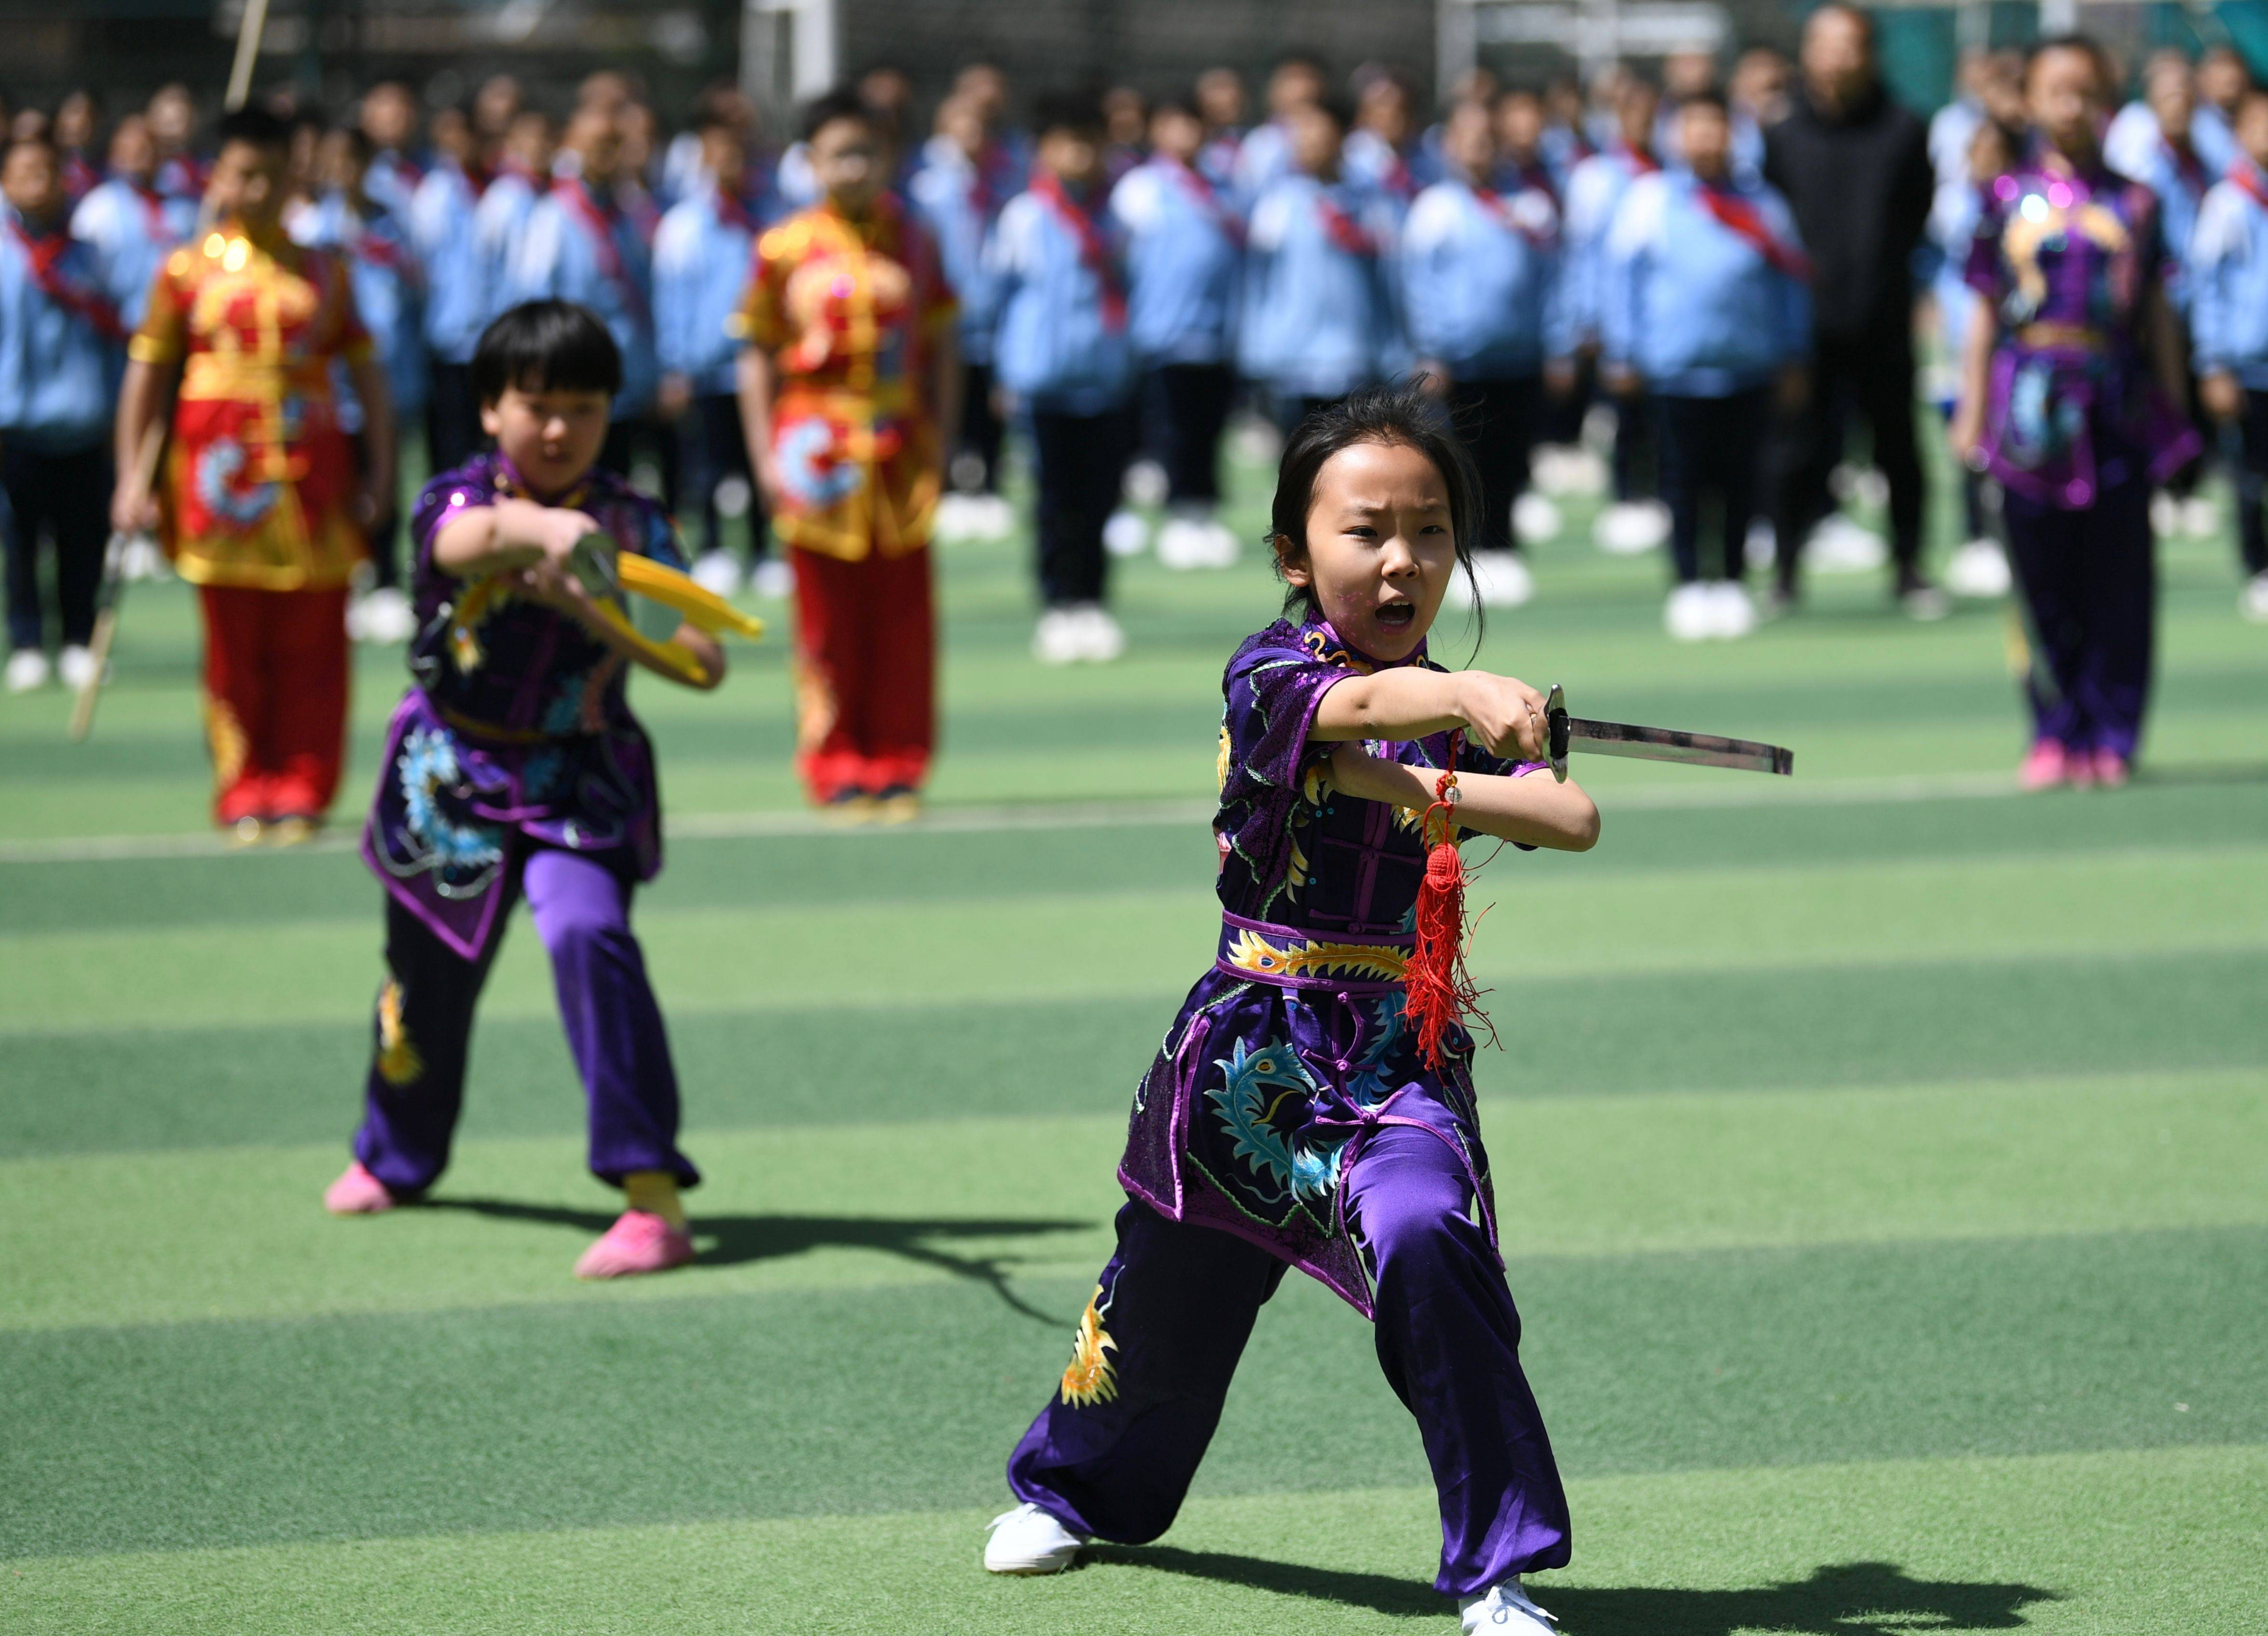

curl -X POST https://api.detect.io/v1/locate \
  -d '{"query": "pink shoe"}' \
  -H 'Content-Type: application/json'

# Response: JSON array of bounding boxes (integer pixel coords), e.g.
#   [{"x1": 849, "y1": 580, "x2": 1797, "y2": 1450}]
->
[
  {"x1": 2092, "y1": 748, "x2": 2130, "y2": 788},
  {"x1": 2064, "y1": 748, "x2": 2097, "y2": 789},
  {"x1": 324, "y1": 1160, "x2": 398, "y2": 1214},
  {"x1": 574, "y1": 1210, "x2": 696, "y2": 1279},
  {"x1": 2019, "y1": 740, "x2": 2067, "y2": 790}
]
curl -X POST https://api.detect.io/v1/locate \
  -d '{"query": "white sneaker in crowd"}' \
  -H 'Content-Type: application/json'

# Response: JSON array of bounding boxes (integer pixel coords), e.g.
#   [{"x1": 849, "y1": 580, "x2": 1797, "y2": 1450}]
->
[
  {"x1": 1466, "y1": 550, "x2": 1535, "y2": 608},
  {"x1": 1594, "y1": 499, "x2": 1670, "y2": 555},
  {"x1": 1805, "y1": 513, "x2": 1888, "y2": 573},
  {"x1": 352, "y1": 586, "x2": 418, "y2": 645},
  {"x1": 56, "y1": 644, "x2": 101, "y2": 692},
  {"x1": 1511, "y1": 491, "x2": 1562, "y2": 545},
  {"x1": 1899, "y1": 581, "x2": 1953, "y2": 622},
  {"x1": 1033, "y1": 607, "x2": 1085, "y2": 665},
  {"x1": 690, "y1": 550, "x2": 743, "y2": 597},
  {"x1": 750, "y1": 558, "x2": 794, "y2": 600},
  {"x1": 119, "y1": 535, "x2": 171, "y2": 582},
  {"x1": 1460, "y1": 1575, "x2": 1561, "y2": 1633},
  {"x1": 1102, "y1": 509, "x2": 1150, "y2": 558},
  {"x1": 1664, "y1": 582, "x2": 1715, "y2": 642},
  {"x1": 1945, "y1": 538, "x2": 2013, "y2": 598},
  {"x1": 2241, "y1": 571, "x2": 2268, "y2": 624},
  {"x1": 2182, "y1": 495, "x2": 2220, "y2": 537},
  {"x1": 1530, "y1": 443, "x2": 1606, "y2": 497},
  {"x1": 1074, "y1": 603, "x2": 1126, "y2": 662},
  {"x1": 983, "y1": 1502, "x2": 1088, "y2": 1575},
  {"x1": 933, "y1": 492, "x2": 987, "y2": 543},
  {"x1": 1157, "y1": 514, "x2": 1240, "y2": 570},
  {"x1": 1122, "y1": 457, "x2": 1169, "y2": 509},
  {"x1": 1709, "y1": 580, "x2": 1758, "y2": 639},
  {"x1": 2150, "y1": 491, "x2": 2182, "y2": 538},
  {"x1": 5, "y1": 648, "x2": 51, "y2": 693}
]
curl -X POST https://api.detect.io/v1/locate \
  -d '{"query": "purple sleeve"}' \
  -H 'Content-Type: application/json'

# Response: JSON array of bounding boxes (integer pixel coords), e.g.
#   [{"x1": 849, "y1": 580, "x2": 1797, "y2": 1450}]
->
[
  {"x1": 408, "y1": 467, "x2": 495, "y2": 607},
  {"x1": 1962, "y1": 185, "x2": 2006, "y2": 302},
  {"x1": 1214, "y1": 628, "x2": 1351, "y2": 893}
]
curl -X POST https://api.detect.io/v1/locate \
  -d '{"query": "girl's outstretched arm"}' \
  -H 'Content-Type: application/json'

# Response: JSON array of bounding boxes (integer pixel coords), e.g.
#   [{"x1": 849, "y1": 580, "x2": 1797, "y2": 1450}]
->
[
  {"x1": 1327, "y1": 743, "x2": 1600, "y2": 852},
  {"x1": 1312, "y1": 667, "x2": 1552, "y2": 761}
]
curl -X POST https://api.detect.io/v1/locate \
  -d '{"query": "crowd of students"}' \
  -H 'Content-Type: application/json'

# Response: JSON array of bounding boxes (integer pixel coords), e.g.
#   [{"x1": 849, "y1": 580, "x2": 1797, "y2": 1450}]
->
[{"x1": 4, "y1": 18, "x2": 2266, "y2": 779}]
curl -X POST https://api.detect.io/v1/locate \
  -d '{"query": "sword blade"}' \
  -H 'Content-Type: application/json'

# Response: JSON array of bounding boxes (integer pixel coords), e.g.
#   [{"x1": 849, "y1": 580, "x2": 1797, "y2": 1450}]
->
[{"x1": 1564, "y1": 715, "x2": 1794, "y2": 775}]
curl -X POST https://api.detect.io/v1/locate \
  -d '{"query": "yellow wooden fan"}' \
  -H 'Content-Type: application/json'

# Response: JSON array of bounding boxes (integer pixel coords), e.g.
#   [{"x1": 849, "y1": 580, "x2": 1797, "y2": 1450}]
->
[{"x1": 569, "y1": 534, "x2": 765, "y2": 687}]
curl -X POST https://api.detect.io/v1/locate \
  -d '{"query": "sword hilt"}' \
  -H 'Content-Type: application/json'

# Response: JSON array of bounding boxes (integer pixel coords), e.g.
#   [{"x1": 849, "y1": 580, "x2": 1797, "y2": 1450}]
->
[{"x1": 1544, "y1": 683, "x2": 1570, "y2": 783}]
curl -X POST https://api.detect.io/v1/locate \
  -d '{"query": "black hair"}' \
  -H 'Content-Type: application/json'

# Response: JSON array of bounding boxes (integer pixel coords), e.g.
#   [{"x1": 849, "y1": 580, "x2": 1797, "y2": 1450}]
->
[
  {"x1": 799, "y1": 86, "x2": 872, "y2": 145},
  {"x1": 470, "y1": 299, "x2": 622, "y2": 404},
  {"x1": 1268, "y1": 381, "x2": 1485, "y2": 635},
  {"x1": 1033, "y1": 89, "x2": 1105, "y2": 138},
  {"x1": 334, "y1": 124, "x2": 375, "y2": 163},
  {"x1": 693, "y1": 104, "x2": 743, "y2": 138},
  {"x1": 215, "y1": 104, "x2": 292, "y2": 153},
  {"x1": 2025, "y1": 32, "x2": 2115, "y2": 89},
  {"x1": 2, "y1": 128, "x2": 58, "y2": 161},
  {"x1": 1274, "y1": 49, "x2": 1328, "y2": 76},
  {"x1": 1309, "y1": 93, "x2": 1355, "y2": 134},
  {"x1": 1807, "y1": 1, "x2": 1878, "y2": 49},
  {"x1": 1678, "y1": 87, "x2": 1731, "y2": 114},
  {"x1": 1152, "y1": 95, "x2": 1199, "y2": 124}
]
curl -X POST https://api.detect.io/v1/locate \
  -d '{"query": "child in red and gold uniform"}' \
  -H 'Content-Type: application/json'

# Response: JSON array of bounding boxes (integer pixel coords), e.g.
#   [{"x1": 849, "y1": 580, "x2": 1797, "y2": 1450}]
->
[
  {"x1": 113, "y1": 105, "x2": 394, "y2": 841},
  {"x1": 735, "y1": 88, "x2": 958, "y2": 818}
]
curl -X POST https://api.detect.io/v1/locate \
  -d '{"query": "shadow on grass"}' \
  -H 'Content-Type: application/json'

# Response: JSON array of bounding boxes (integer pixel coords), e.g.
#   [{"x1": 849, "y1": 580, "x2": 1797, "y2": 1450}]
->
[
  {"x1": 422, "y1": 1197, "x2": 1092, "y2": 1325},
  {"x1": 1086, "y1": 1550, "x2": 2058, "y2": 1632}
]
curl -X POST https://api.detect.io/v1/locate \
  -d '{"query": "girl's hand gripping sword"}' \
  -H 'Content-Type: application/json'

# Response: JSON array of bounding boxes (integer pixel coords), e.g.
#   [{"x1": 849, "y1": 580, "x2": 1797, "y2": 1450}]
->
[
  {"x1": 1543, "y1": 684, "x2": 1794, "y2": 781},
  {"x1": 563, "y1": 531, "x2": 765, "y2": 687}
]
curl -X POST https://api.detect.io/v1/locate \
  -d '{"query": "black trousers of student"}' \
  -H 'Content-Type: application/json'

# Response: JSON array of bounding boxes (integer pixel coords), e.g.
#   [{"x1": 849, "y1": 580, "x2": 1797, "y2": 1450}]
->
[
  {"x1": 1146, "y1": 361, "x2": 1235, "y2": 507},
  {"x1": 3, "y1": 441, "x2": 110, "y2": 652},
  {"x1": 1772, "y1": 324, "x2": 1925, "y2": 593},
  {"x1": 1656, "y1": 388, "x2": 1769, "y2": 584},
  {"x1": 350, "y1": 428, "x2": 402, "y2": 590},
  {"x1": 1447, "y1": 375, "x2": 1541, "y2": 553},
  {"x1": 955, "y1": 360, "x2": 1006, "y2": 494},
  {"x1": 426, "y1": 359, "x2": 484, "y2": 476},
  {"x1": 1030, "y1": 405, "x2": 1132, "y2": 607},
  {"x1": 2231, "y1": 391, "x2": 2268, "y2": 577},
  {"x1": 599, "y1": 416, "x2": 682, "y2": 512},
  {"x1": 683, "y1": 393, "x2": 765, "y2": 562},
  {"x1": 1609, "y1": 387, "x2": 1658, "y2": 502}
]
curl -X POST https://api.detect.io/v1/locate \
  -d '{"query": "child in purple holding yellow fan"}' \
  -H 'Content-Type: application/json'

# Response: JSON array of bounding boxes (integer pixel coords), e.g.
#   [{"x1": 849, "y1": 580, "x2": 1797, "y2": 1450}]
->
[
  {"x1": 325, "y1": 299, "x2": 727, "y2": 1281},
  {"x1": 986, "y1": 384, "x2": 1599, "y2": 1636}
]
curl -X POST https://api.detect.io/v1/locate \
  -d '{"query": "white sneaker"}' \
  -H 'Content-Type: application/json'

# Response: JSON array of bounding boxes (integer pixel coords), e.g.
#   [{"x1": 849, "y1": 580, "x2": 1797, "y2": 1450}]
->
[
  {"x1": 1805, "y1": 514, "x2": 1887, "y2": 574},
  {"x1": 1196, "y1": 519, "x2": 1242, "y2": 568},
  {"x1": 750, "y1": 558, "x2": 794, "y2": 601},
  {"x1": 1594, "y1": 499, "x2": 1669, "y2": 555},
  {"x1": 1900, "y1": 582, "x2": 1953, "y2": 622},
  {"x1": 1744, "y1": 518, "x2": 1779, "y2": 571},
  {"x1": 1530, "y1": 444, "x2": 1605, "y2": 497},
  {"x1": 2150, "y1": 491, "x2": 2182, "y2": 539},
  {"x1": 1945, "y1": 538, "x2": 2012, "y2": 599},
  {"x1": 1664, "y1": 582, "x2": 1715, "y2": 642},
  {"x1": 1075, "y1": 604, "x2": 1126, "y2": 662},
  {"x1": 119, "y1": 535, "x2": 170, "y2": 582},
  {"x1": 2183, "y1": 495, "x2": 2220, "y2": 537},
  {"x1": 1709, "y1": 579, "x2": 1757, "y2": 639},
  {"x1": 354, "y1": 586, "x2": 418, "y2": 645},
  {"x1": 1102, "y1": 509, "x2": 1150, "y2": 558},
  {"x1": 6, "y1": 648, "x2": 51, "y2": 693},
  {"x1": 56, "y1": 644, "x2": 101, "y2": 691},
  {"x1": 690, "y1": 550, "x2": 743, "y2": 597},
  {"x1": 983, "y1": 1501, "x2": 1088, "y2": 1575},
  {"x1": 934, "y1": 492, "x2": 986, "y2": 544},
  {"x1": 1155, "y1": 517, "x2": 1208, "y2": 571},
  {"x1": 1511, "y1": 491, "x2": 1562, "y2": 545},
  {"x1": 1460, "y1": 1576, "x2": 1560, "y2": 1633},
  {"x1": 2241, "y1": 571, "x2": 2268, "y2": 624},
  {"x1": 1467, "y1": 550, "x2": 1535, "y2": 608},
  {"x1": 1122, "y1": 457, "x2": 1169, "y2": 509},
  {"x1": 1033, "y1": 607, "x2": 1085, "y2": 665},
  {"x1": 974, "y1": 494, "x2": 1018, "y2": 538}
]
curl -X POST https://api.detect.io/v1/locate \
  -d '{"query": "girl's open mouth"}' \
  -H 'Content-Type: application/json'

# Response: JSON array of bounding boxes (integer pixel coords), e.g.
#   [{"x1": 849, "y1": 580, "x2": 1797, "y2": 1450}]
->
[{"x1": 1375, "y1": 602, "x2": 1415, "y2": 630}]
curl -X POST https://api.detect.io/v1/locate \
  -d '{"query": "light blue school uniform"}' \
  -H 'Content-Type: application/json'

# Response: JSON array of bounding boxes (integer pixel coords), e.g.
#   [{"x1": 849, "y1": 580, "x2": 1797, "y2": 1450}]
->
[
  {"x1": 654, "y1": 184, "x2": 769, "y2": 398},
  {"x1": 473, "y1": 169, "x2": 546, "y2": 327},
  {"x1": 2188, "y1": 166, "x2": 2268, "y2": 388},
  {"x1": 1230, "y1": 120, "x2": 1296, "y2": 209},
  {"x1": 69, "y1": 176, "x2": 195, "y2": 329},
  {"x1": 2136, "y1": 141, "x2": 2214, "y2": 312},
  {"x1": 1926, "y1": 179, "x2": 1987, "y2": 408},
  {"x1": 1238, "y1": 172, "x2": 1406, "y2": 399},
  {"x1": 290, "y1": 191, "x2": 427, "y2": 426},
  {"x1": 1343, "y1": 128, "x2": 1434, "y2": 207},
  {"x1": 0, "y1": 211, "x2": 121, "y2": 451},
  {"x1": 908, "y1": 137, "x2": 1005, "y2": 368},
  {"x1": 2106, "y1": 100, "x2": 2238, "y2": 186},
  {"x1": 1399, "y1": 176, "x2": 1564, "y2": 378},
  {"x1": 1108, "y1": 156, "x2": 1241, "y2": 366},
  {"x1": 507, "y1": 179, "x2": 658, "y2": 416},
  {"x1": 1537, "y1": 125, "x2": 1592, "y2": 194},
  {"x1": 365, "y1": 149, "x2": 423, "y2": 223},
  {"x1": 1599, "y1": 169, "x2": 1810, "y2": 396},
  {"x1": 986, "y1": 183, "x2": 1134, "y2": 415},
  {"x1": 410, "y1": 160, "x2": 488, "y2": 367},
  {"x1": 1560, "y1": 147, "x2": 1657, "y2": 345}
]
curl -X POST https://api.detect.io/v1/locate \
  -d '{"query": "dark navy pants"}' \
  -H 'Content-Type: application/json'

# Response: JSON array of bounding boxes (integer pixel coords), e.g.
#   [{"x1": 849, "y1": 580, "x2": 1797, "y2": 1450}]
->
[
  {"x1": 1008, "y1": 1123, "x2": 1571, "y2": 1597},
  {"x1": 3, "y1": 441, "x2": 109, "y2": 652},
  {"x1": 2004, "y1": 477, "x2": 2155, "y2": 760}
]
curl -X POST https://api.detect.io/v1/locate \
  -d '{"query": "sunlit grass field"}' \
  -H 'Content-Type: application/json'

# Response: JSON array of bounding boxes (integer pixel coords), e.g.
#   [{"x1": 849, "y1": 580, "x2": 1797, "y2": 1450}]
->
[{"x1": 3, "y1": 436, "x2": 2265, "y2": 1633}]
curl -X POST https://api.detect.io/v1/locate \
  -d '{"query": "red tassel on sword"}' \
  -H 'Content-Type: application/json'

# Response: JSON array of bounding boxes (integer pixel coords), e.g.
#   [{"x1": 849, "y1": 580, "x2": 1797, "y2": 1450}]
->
[{"x1": 1403, "y1": 738, "x2": 1495, "y2": 1072}]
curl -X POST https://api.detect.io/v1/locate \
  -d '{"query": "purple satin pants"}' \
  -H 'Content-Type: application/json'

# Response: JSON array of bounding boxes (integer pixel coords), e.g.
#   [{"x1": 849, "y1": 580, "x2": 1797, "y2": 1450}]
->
[
  {"x1": 1007, "y1": 1123, "x2": 1571, "y2": 1596},
  {"x1": 353, "y1": 846, "x2": 697, "y2": 1194},
  {"x1": 2004, "y1": 478, "x2": 2156, "y2": 760}
]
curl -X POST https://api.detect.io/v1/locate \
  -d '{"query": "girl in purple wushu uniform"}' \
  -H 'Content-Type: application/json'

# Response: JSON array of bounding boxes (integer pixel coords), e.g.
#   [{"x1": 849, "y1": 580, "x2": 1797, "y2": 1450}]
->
[
  {"x1": 1951, "y1": 35, "x2": 2200, "y2": 790},
  {"x1": 323, "y1": 300, "x2": 729, "y2": 1280},
  {"x1": 985, "y1": 384, "x2": 1601, "y2": 1635}
]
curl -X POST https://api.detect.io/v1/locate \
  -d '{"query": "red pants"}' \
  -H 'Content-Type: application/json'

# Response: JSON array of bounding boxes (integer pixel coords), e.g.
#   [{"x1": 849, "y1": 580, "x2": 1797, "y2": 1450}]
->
[
  {"x1": 790, "y1": 545, "x2": 934, "y2": 802},
  {"x1": 197, "y1": 584, "x2": 351, "y2": 825}
]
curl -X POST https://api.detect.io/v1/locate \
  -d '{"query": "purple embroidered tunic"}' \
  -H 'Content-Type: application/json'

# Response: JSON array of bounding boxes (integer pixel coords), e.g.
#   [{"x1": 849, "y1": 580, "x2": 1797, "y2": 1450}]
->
[
  {"x1": 360, "y1": 453, "x2": 687, "y2": 960},
  {"x1": 1963, "y1": 155, "x2": 2200, "y2": 507},
  {"x1": 1118, "y1": 616, "x2": 1542, "y2": 1318}
]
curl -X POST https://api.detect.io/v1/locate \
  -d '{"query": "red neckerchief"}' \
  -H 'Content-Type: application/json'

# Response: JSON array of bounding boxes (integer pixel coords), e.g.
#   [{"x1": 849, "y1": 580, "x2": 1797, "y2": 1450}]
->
[
  {"x1": 1314, "y1": 185, "x2": 1379, "y2": 258},
  {"x1": 1470, "y1": 180, "x2": 1554, "y2": 247},
  {"x1": 1693, "y1": 177, "x2": 1813, "y2": 281},
  {"x1": 61, "y1": 154, "x2": 97, "y2": 202},
  {"x1": 1501, "y1": 156, "x2": 1560, "y2": 210},
  {"x1": 501, "y1": 159, "x2": 549, "y2": 196},
  {"x1": 2228, "y1": 161, "x2": 2268, "y2": 212},
  {"x1": 555, "y1": 176, "x2": 649, "y2": 324},
  {"x1": 1032, "y1": 169, "x2": 1126, "y2": 330},
  {"x1": 1618, "y1": 141, "x2": 1661, "y2": 177},
  {"x1": 1165, "y1": 155, "x2": 1244, "y2": 244},
  {"x1": 2165, "y1": 139, "x2": 2208, "y2": 197},
  {"x1": 1374, "y1": 143, "x2": 1418, "y2": 202},
  {"x1": 349, "y1": 207, "x2": 421, "y2": 288},
  {"x1": 712, "y1": 183, "x2": 761, "y2": 236},
  {"x1": 127, "y1": 179, "x2": 174, "y2": 241},
  {"x1": 6, "y1": 218, "x2": 124, "y2": 342}
]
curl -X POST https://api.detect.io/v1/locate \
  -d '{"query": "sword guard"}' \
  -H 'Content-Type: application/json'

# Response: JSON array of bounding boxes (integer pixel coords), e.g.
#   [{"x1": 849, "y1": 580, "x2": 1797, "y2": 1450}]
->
[{"x1": 1544, "y1": 683, "x2": 1569, "y2": 783}]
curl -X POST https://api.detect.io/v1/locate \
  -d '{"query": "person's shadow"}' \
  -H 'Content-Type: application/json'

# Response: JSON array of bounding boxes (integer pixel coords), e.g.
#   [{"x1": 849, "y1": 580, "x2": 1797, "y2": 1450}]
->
[
  {"x1": 422, "y1": 1197, "x2": 1092, "y2": 1324},
  {"x1": 1082, "y1": 1549, "x2": 2056, "y2": 1632}
]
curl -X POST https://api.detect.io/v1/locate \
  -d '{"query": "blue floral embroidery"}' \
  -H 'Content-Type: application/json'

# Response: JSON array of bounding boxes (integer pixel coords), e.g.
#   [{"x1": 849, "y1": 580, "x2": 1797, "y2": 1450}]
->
[
  {"x1": 397, "y1": 726, "x2": 504, "y2": 869},
  {"x1": 194, "y1": 439, "x2": 279, "y2": 527}
]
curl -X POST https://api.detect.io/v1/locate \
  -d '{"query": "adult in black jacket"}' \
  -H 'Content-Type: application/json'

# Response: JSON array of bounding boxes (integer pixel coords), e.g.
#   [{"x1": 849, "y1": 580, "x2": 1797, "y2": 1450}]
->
[{"x1": 1765, "y1": 2, "x2": 1943, "y2": 614}]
